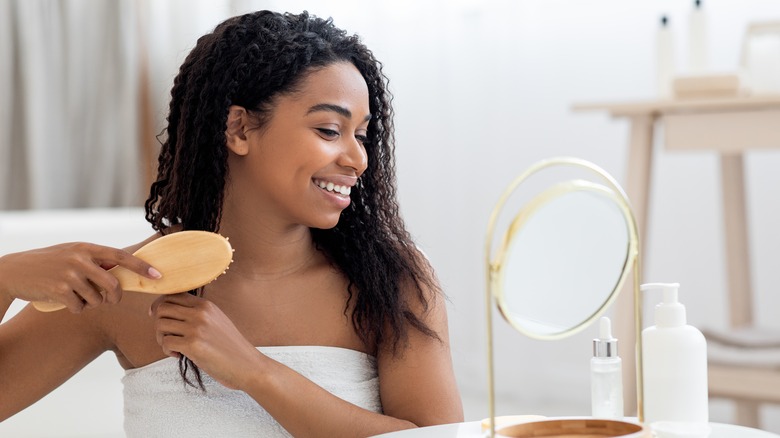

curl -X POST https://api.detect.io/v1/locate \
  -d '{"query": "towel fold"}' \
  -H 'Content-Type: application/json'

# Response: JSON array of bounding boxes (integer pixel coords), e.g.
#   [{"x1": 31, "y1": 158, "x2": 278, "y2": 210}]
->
[{"x1": 123, "y1": 345, "x2": 382, "y2": 437}]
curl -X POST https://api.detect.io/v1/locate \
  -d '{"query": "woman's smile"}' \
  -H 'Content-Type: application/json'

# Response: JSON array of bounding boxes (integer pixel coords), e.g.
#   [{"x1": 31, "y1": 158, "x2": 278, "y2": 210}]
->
[
  {"x1": 313, "y1": 178, "x2": 352, "y2": 196},
  {"x1": 313, "y1": 178, "x2": 353, "y2": 209}
]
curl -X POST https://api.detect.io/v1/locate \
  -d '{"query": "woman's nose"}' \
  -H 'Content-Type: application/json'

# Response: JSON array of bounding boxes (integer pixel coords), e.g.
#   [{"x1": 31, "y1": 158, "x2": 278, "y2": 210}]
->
[{"x1": 339, "y1": 137, "x2": 368, "y2": 175}]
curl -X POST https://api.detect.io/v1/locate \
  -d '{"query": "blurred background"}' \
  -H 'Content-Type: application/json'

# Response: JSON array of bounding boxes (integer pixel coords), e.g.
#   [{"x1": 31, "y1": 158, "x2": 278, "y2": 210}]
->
[{"x1": 1, "y1": 0, "x2": 780, "y2": 436}]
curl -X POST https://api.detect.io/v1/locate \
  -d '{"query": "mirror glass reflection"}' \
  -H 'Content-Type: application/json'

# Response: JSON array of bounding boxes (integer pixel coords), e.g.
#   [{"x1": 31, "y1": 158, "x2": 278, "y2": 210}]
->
[{"x1": 495, "y1": 181, "x2": 631, "y2": 338}]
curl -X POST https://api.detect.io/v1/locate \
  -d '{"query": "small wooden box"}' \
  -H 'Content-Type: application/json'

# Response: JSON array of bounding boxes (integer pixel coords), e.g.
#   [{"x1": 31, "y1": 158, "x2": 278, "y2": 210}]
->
[{"x1": 672, "y1": 73, "x2": 742, "y2": 99}]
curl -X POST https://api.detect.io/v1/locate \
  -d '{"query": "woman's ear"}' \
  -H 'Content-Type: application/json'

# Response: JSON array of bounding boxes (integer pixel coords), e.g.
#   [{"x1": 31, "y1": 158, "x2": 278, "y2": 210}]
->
[{"x1": 225, "y1": 105, "x2": 250, "y2": 156}]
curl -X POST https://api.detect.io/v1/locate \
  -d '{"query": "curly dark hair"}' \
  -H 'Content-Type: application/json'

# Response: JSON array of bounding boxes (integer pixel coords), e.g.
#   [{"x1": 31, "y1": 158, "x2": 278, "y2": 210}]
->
[{"x1": 144, "y1": 10, "x2": 440, "y2": 387}]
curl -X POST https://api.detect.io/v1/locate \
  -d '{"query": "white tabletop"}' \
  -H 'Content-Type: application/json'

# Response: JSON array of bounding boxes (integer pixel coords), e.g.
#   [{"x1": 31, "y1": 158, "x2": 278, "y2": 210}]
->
[{"x1": 371, "y1": 420, "x2": 780, "y2": 438}]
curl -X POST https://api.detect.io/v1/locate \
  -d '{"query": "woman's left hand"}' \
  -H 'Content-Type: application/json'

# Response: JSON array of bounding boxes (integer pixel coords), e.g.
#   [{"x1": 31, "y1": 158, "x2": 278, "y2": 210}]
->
[{"x1": 149, "y1": 293, "x2": 263, "y2": 390}]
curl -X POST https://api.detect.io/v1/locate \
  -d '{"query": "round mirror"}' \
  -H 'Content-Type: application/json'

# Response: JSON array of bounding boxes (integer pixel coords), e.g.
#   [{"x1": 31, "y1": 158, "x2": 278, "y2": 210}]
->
[
  {"x1": 484, "y1": 157, "x2": 644, "y2": 437},
  {"x1": 493, "y1": 180, "x2": 634, "y2": 339}
]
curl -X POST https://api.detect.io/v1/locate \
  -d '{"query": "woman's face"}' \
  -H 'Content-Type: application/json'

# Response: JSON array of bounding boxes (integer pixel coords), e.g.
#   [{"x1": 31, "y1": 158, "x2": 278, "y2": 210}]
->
[{"x1": 227, "y1": 62, "x2": 370, "y2": 231}]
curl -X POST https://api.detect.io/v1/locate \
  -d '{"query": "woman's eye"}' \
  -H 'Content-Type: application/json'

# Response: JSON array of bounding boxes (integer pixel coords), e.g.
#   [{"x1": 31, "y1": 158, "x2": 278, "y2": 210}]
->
[
  {"x1": 355, "y1": 134, "x2": 369, "y2": 145},
  {"x1": 316, "y1": 128, "x2": 339, "y2": 139}
]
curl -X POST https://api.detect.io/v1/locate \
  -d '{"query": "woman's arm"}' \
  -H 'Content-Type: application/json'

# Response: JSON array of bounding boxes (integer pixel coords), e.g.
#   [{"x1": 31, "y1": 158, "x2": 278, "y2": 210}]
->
[
  {"x1": 0, "y1": 305, "x2": 110, "y2": 421},
  {"x1": 375, "y1": 289, "x2": 464, "y2": 427},
  {"x1": 150, "y1": 287, "x2": 463, "y2": 437},
  {"x1": 0, "y1": 239, "x2": 158, "y2": 420}
]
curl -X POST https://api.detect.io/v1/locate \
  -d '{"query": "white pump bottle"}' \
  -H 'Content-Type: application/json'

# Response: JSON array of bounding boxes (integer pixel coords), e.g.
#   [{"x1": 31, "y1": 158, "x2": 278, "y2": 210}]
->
[{"x1": 641, "y1": 283, "x2": 708, "y2": 425}]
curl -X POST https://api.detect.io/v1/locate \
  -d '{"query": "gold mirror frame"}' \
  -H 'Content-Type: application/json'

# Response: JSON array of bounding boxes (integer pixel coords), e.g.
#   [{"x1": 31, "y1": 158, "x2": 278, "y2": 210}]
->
[
  {"x1": 484, "y1": 157, "x2": 644, "y2": 437},
  {"x1": 494, "y1": 179, "x2": 633, "y2": 340}
]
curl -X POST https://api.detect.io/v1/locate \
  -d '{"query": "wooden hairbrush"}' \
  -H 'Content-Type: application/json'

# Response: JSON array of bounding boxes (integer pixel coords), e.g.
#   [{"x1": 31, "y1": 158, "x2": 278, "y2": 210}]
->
[{"x1": 32, "y1": 231, "x2": 234, "y2": 312}]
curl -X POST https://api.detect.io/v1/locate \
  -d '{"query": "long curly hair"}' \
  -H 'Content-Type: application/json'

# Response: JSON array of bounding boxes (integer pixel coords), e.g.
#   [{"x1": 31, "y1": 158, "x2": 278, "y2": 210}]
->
[{"x1": 144, "y1": 10, "x2": 440, "y2": 387}]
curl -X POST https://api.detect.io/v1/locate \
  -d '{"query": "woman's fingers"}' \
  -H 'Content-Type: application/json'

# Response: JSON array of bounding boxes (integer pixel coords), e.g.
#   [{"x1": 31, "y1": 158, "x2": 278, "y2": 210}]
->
[
  {"x1": 159, "y1": 334, "x2": 186, "y2": 359},
  {"x1": 154, "y1": 317, "x2": 189, "y2": 351},
  {"x1": 64, "y1": 242, "x2": 163, "y2": 308},
  {"x1": 151, "y1": 294, "x2": 205, "y2": 357},
  {"x1": 149, "y1": 293, "x2": 198, "y2": 316},
  {"x1": 88, "y1": 244, "x2": 163, "y2": 305},
  {"x1": 53, "y1": 289, "x2": 88, "y2": 314},
  {"x1": 49, "y1": 268, "x2": 100, "y2": 313},
  {"x1": 90, "y1": 244, "x2": 162, "y2": 280},
  {"x1": 61, "y1": 249, "x2": 117, "y2": 308},
  {"x1": 72, "y1": 279, "x2": 105, "y2": 309},
  {"x1": 81, "y1": 263, "x2": 121, "y2": 304}
]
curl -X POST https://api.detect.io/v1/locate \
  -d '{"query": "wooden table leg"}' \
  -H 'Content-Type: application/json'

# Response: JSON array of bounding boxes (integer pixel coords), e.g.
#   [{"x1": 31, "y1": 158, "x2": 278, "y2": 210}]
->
[
  {"x1": 720, "y1": 153, "x2": 759, "y2": 426},
  {"x1": 617, "y1": 114, "x2": 655, "y2": 416},
  {"x1": 720, "y1": 154, "x2": 753, "y2": 328}
]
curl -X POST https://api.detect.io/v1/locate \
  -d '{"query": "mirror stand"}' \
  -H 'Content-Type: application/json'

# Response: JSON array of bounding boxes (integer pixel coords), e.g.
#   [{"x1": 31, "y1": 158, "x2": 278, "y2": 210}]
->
[{"x1": 484, "y1": 157, "x2": 644, "y2": 437}]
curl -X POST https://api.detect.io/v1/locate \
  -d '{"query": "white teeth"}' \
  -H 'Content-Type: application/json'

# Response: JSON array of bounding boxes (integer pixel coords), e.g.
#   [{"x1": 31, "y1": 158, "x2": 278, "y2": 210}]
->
[{"x1": 315, "y1": 179, "x2": 351, "y2": 196}]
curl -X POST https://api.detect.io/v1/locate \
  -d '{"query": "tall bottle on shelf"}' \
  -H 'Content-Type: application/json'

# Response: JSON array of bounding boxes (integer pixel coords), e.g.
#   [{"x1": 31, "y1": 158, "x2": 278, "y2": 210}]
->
[
  {"x1": 688, "y1": 0, "x2": 709, "y2": 73},
  {"x1": 656, "y1": 15, "x2": 676, "y2": 99}
]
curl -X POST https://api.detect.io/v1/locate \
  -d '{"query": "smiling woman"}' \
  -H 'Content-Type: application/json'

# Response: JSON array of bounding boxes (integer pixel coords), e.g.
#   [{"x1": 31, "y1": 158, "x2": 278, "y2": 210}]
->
[
  {"x1": 222, "y1": 63, "x2": 371, "y2": 230},
  {"x1": 0, "y1": 10, "x2": 463, "y2": 438}
]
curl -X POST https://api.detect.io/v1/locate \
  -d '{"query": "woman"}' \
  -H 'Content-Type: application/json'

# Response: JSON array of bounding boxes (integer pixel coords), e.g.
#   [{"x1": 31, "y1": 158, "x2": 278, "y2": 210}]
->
[{"x1": 0, "y1": 10, "x2": 463, "y2": 437}]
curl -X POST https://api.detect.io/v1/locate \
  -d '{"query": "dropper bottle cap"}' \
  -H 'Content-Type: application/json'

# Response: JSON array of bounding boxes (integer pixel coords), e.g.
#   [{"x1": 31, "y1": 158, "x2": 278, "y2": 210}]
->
[{"x1": 593, "y1": 316, "x2": 618, "y2": 358}]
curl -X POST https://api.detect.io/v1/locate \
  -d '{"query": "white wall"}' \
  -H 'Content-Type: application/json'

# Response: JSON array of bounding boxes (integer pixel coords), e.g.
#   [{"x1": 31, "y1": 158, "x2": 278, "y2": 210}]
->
[{"x1": 2, "y1": 0, "x2": 780, "y2": 435}]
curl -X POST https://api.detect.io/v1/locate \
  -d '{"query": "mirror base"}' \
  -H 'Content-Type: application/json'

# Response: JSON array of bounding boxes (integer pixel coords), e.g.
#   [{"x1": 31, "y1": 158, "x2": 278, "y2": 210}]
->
[{"x1": 496, "y1": 418, "x2": 647, "y2": 438}]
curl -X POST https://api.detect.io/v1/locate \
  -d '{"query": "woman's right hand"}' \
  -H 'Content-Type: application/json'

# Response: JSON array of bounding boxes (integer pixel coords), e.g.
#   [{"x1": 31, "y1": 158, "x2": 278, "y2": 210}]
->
[{"x1": 0, "y1": 242, "x2": 161, "y2": 313}]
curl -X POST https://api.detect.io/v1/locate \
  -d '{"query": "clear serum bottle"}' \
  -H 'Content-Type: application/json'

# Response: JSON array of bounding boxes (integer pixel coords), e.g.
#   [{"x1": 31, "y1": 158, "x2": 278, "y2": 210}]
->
[{"x1": 591, "y1": 316, "x2": 624, "y2": 419}]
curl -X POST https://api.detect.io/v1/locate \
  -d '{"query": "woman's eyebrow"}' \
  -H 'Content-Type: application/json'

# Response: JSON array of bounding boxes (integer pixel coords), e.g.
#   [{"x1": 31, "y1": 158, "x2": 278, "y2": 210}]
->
[{"x1": 307, "y1": 103, "x2": 371, "y2": 122}]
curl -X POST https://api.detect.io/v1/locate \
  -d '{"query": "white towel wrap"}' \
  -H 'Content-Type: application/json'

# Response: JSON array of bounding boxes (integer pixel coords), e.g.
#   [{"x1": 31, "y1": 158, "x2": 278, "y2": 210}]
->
[{"x1": 122, "y1": 345, "x2": 382, "y2": 437}]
